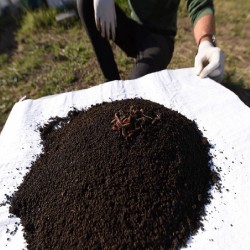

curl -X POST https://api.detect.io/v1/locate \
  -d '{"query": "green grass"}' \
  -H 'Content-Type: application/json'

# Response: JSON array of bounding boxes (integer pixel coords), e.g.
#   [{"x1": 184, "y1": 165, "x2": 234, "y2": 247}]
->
[{"x1": 0, "y1": 0, "x2": 249, "y2": 132}]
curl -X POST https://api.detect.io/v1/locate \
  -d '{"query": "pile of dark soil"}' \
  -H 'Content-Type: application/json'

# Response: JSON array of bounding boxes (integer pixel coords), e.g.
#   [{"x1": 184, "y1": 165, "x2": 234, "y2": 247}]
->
[{"x1": 10, "y1": 98, "x2": 217, "y2": 250}]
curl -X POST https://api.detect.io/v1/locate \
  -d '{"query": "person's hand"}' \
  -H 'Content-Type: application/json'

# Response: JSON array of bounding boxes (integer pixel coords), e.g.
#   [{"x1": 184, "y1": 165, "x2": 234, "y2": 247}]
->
[
  {"x1": 195, "y1": 41, "x2": 225, "y2": 83},
  {"x1": 93, "y1": 0, "x2": 116, "y2": 40}
]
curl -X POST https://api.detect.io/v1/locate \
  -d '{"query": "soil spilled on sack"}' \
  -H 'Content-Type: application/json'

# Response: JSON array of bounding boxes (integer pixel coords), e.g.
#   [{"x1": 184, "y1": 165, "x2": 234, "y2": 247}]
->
[{"x1": 10, "y1": 98, "x2": 218, "y2": 250}]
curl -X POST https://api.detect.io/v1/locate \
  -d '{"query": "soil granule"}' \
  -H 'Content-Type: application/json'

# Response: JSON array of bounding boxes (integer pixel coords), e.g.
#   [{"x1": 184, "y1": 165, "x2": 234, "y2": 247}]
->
[{"x1": 10, "y1": 98, "x2": 216, "y2": 250}]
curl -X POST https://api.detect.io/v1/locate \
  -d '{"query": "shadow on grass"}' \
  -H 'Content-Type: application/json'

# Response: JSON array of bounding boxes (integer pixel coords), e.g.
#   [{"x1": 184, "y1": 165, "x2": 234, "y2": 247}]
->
[
  {"x1": 221, "y1": 72, "x2": 250, "y2": 108},
  {"x1": 0, "y1": 10, "x2": 22, "y2": 55},
  {"x1": 223, "y1": 84, "x2": 250, "y2": 108}
]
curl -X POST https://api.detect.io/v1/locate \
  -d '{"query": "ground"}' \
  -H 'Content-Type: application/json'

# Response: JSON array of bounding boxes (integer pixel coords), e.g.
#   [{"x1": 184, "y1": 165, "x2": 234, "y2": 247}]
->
[{"x1": 0, "y1": 0, "x2": 249, "y2": 132}]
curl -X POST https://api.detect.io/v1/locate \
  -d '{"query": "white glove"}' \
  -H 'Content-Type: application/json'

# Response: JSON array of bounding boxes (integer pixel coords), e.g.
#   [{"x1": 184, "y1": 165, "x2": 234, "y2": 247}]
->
[
  {"x1": 93, "y1": 0, "x2": 116, "y2": 40},
  {"x1": 195, "y1": 41, "x2": 225, "y2": 83}
]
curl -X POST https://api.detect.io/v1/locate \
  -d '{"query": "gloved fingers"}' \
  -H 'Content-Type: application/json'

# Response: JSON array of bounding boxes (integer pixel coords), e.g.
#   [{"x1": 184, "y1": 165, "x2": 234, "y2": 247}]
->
[
  {"x1": 94, "y1": 17, "x2": 116, "y2": 40},
  {"x1": 94, "y1": 14, "x2": 101, "y2": 32},
  {"x1": 110, "y1": 15, "x2": 116, "y2": 41},
  {"x1": 93, "y1": 0, "x2": 116, "y2": 40},
  {"x1": 99, "y1": 19, "x2": 105, "y2": 38},
  {"x1": 195, "y1": 40, "x2": 225, "y2": 82},
  {"x1": 201, "y1": 50, "x2": 224, "y2": 80},
  {"x1": 199, "y1": 54, "x2": 220, "y2": 78},
  {"x1": 104, "y1": 21, "x2": 111, "y2": 40},
  {"x1": 105, "y1": 22, "x2": 115, "y2": 40},
  {"x1": 106, "y1": 11, "x2": 116, "y2": 40},
  {"x1": 111, "y1": 27, "x2": 115, "y2": 41},
  {"x1": 208, "y1": 62, "x2": 225, "y2": 82},
  {"x1": 94, "y1": 17, "x2": 109, "y2": 39},
  {"x1": 110, "y1": 1, "x2": 116, "y2": 40},
  {"x1": 194, "y1": 55, "x2": 204, "y2": 76}
]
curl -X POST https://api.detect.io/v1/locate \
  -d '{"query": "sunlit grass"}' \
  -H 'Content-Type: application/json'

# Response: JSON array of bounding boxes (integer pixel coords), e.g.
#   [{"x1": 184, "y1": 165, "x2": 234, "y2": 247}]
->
[{"x1": 0, "y1": 0, "x2": 249, "y2": 131}]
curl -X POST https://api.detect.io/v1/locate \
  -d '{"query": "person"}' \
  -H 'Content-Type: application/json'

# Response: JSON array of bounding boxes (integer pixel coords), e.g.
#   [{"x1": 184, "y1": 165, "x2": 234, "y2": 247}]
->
[{"x1": 76, "y1": 0, "x2": 224, "y2": 83}]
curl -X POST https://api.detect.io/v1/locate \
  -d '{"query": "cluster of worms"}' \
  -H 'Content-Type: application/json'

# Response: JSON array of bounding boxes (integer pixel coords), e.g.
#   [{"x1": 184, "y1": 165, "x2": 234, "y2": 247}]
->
[{"x1": 111, "y1": 106, "x2": 161, "y2": 140}]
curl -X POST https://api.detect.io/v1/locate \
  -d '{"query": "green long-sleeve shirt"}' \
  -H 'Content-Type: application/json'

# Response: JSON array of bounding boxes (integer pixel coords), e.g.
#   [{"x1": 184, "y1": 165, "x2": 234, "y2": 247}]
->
[{"x1": 128, "y1": 0, "x2": 214, "y2": 38}]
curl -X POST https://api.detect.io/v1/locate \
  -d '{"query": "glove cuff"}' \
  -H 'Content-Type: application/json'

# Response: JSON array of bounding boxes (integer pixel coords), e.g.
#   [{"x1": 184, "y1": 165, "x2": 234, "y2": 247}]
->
[{"x1": 197, "y1": 34, "x2": 216, "y2": 47}]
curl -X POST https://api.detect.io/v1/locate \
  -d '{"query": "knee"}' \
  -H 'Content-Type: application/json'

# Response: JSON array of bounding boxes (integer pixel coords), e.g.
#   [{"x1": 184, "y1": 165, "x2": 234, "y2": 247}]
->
[
  {"x1": 152, "y1": 35, "x2": 174, "y2": 70},
  {"x1": 155, "y1": 48, "x2": 170, "y2": 69},
  {"x1": 146, "y1": 45, "x2": 173, "y2": 71}
]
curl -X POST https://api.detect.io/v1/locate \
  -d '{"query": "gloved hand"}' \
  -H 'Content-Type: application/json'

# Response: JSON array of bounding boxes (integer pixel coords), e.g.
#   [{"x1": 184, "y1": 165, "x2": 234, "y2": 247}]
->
[
  {"x1": 93, "y1": 0, "x2": 116, "y2": 40},
  {"x1": 195, "y1": 41, "x2": 225, "y2": 83}
]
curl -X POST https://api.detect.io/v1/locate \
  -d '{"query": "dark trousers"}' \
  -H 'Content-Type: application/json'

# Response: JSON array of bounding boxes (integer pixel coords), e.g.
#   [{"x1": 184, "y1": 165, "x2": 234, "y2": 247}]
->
[{"x1": 77, "y1": 0, "x2": 174, "y2": 81}]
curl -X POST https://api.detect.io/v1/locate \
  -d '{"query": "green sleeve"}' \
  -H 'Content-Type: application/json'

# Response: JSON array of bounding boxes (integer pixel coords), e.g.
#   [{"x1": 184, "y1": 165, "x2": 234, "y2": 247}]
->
[{"x1": 187, "y1": 0, "x2": 214, "y2": 25}]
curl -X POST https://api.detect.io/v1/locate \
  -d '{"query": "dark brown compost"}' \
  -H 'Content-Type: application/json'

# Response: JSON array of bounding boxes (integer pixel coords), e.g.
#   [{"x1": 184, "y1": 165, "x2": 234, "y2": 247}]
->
[{"x1": 10, "y1": 98, "x2": 217, "y2": 250}]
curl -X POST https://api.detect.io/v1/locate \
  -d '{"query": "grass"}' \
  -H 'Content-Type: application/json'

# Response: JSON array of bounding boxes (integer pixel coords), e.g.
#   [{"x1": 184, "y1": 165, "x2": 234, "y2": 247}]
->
[{"x1": 0, "y1": 0, "x2": 249, "y2": 132}]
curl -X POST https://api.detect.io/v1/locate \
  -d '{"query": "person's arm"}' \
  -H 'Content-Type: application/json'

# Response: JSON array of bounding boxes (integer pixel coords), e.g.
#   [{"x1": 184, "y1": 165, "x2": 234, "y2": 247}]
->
[
  {"x1": 193, "y1": 13, "x2": 225, "y2": 83},
  {"x1": 193, "y1": 13, "x2": 215, "y2": 45}
]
